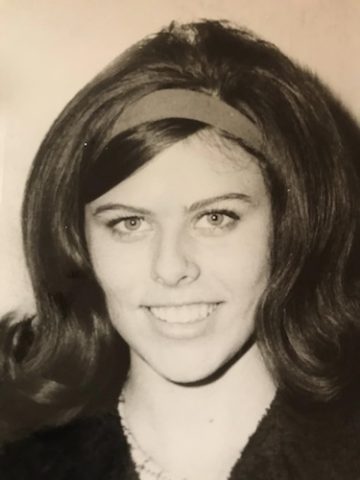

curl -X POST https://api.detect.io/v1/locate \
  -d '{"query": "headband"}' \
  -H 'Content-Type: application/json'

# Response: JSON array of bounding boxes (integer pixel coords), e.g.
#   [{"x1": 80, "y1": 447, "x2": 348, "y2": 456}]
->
[
  {"x1": 110, "y1": 89, "x2": 262, "y2": 146},
  {"x1": 84, "y1": 89, "x2": 262, "y2": 202}
]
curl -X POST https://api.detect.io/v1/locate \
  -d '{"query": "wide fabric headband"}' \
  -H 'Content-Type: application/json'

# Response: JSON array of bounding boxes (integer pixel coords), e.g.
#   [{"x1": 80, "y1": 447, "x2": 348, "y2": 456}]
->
[
  {"x1": 110, "y1": 89, "x2": 262, "y2": 146},
  {"x1": 84, "y1": 89, "x2": 262, "y2": 202}
]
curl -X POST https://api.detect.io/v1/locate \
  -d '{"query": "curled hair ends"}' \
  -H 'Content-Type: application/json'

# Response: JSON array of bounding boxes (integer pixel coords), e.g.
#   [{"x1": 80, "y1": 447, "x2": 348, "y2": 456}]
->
[{"x1": 1, "y1": 20, "x2": 359, "y2": 444}]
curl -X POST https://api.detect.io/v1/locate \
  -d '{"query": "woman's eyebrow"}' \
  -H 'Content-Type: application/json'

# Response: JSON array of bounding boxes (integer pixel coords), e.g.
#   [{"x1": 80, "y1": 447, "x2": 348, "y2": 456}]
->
[
  {"x1": 92, "y1": 193, "x2": 251, "y2": 217},
  {"x1": 187, "y1": 193, "x2": 252, "y2": 212},
  {"x1": 92, "y1": 203, "x2": 152, "y2": 216}
]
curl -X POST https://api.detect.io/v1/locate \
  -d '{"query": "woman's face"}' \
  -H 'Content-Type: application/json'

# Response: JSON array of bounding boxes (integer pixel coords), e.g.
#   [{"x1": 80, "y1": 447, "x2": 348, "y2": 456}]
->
[{"x1": 85, "y1": 133, "x2": 272, "y2": 383}]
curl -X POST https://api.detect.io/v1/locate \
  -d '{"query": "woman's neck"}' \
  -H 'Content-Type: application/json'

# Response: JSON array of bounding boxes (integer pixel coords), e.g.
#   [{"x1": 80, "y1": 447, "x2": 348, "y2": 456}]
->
[
  {"x1": 120, "y1": 344, "x2": 276, "y2": 480},
  {"x1": 124, "y1": 343, "x2": 274, "y2": 429}
]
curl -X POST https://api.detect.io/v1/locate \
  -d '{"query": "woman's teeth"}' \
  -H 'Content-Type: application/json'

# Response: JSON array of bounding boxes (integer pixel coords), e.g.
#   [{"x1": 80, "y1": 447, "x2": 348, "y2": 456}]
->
[{"x1": 148, "y1": 303, "x2": 218, "y2": 324}]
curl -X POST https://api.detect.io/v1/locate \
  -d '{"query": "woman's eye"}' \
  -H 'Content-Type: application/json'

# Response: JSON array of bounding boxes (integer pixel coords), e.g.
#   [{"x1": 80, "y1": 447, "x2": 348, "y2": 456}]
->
[
  {"x1": 206, "y1": 213, "x2": 227, "y2": 226},
  {"x1": 122, "y1": 218, "x2": 143, "y2": 231},
  {"x1": 107, "y1": 216, "x2": 152, "y2": 236},
  {"x1": 194, "y1": 210, "x2": 240, "y2": 232}
]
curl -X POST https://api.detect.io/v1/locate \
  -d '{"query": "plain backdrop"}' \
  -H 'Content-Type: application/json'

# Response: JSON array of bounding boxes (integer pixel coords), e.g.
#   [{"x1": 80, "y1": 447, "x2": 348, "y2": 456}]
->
[{"x1": 1, "y1": 0, "x2": 360, "y2": 314}]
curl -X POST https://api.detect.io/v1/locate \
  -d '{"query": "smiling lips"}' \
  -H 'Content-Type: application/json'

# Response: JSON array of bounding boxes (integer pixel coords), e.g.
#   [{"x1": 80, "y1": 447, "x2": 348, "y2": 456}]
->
[{"x1": 146, "y1": 303, "x2": 220, "y2": 324}]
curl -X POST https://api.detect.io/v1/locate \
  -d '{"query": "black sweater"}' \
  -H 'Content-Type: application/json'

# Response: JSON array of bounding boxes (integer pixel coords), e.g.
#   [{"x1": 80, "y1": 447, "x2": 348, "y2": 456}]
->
[{"x1": 1, "y1": 390, "x2": 360, "y2": 479}]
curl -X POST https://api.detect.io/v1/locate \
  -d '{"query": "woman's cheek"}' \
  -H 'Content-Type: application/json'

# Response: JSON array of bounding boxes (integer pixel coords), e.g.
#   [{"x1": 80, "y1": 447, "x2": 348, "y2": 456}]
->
[{"x1": 98, "y1": 242, "x2": 153, "y2": 292}]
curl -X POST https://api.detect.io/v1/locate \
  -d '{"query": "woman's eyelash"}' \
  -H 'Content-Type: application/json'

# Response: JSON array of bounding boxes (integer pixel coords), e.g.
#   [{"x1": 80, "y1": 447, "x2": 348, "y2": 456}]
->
[
  {"x1": 195, "y1": 208, "x2": 240, "y2": 221},
  {"x1": 106, "y1": 216, "x2": 144, "y2": 228},
  {"x1": 104, "y1": 209, "x2": 240, "y2": 234}
]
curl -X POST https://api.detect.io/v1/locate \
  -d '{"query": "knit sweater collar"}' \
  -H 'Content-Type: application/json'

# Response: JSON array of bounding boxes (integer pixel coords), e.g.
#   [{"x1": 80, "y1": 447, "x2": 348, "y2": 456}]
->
[{"x1": 2, "y1": 389, "x2": 360, "y2": 479}]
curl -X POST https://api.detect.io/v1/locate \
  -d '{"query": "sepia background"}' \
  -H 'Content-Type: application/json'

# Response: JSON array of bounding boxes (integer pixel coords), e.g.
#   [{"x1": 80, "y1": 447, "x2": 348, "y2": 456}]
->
[{"x1": 1, "y1": 0, "x2": 360, "y2": 315}]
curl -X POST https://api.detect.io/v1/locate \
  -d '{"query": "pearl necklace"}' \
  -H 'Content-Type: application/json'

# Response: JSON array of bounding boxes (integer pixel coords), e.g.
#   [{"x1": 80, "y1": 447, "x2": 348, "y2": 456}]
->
[
  {"x1": 118, "y1": 394, "x2": 237, "y2": 480},
  {"x1": 118, "y1": 394, "x2": 186, "y2": 480}
]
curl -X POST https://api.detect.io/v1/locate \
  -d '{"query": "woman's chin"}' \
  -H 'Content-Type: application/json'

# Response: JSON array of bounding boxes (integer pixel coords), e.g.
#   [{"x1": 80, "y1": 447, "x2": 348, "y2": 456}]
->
[
  {"x1": 160, "y1": 368, "x2": 220, "y2": 386},
  {"x1": 148, "y1": 349, "x2": 242, "y2": 386},
  {"x1": 127, "y1": 332, "x2": 255, "y2": 386}
]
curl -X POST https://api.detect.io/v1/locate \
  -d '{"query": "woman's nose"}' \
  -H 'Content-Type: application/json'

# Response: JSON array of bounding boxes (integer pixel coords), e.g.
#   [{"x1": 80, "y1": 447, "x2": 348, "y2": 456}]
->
[{"x1": 151, "y1": 230, "x2": 200, "y2": 287}]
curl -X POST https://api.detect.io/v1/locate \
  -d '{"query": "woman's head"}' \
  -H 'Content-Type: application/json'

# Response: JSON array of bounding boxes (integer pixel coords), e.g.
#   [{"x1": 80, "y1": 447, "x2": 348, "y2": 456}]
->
[
  {"x1": 85, "y1": 130, "x2": 272, "y2": 383},
  {"x1": 20, "y1": 20, "x2": 360, "y2": 405}
]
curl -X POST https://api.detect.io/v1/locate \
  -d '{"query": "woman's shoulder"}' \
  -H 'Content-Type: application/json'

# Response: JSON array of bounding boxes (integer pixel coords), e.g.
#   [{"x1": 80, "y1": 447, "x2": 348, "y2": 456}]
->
[
  {"x1": 227, "y1": 387, "x2": 360, "y2": 480},
  {"x1": 239, "y1": 389, "x2": 360, "y2": 479},
  {"x1": 0, "y1": 411, "x2": 135, "y2": 480}
]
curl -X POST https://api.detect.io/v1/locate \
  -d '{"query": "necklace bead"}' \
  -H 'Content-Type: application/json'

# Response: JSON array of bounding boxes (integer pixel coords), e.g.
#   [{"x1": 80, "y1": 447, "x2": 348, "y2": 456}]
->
[
  {"x1": 118, "y1": 394, "x2": 186, "y2": 480},
  {"x1": 118, "y1": 393, "x2": 236, "y2": 480}
]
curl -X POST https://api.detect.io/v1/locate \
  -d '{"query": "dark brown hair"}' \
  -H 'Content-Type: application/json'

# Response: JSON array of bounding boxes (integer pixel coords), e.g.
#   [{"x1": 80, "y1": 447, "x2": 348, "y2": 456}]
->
[{"x1": 1, "y1": 19, "x2": 360, "y2": 443}]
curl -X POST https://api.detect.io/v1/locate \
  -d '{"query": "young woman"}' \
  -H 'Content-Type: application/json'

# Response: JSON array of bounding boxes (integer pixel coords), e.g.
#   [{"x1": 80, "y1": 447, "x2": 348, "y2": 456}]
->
[{"x1": 1, "y1": 19, "x2": 360, "y2": 479}]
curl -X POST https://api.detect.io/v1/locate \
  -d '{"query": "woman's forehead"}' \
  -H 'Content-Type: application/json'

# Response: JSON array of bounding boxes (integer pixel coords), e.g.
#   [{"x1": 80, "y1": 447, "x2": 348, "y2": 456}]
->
[
  {"x1": 194, "y1": 129, "x2": 261, "y2": 171},
  {"x1": 88, "y1": 133, "x2": 268, "y2": 210}
]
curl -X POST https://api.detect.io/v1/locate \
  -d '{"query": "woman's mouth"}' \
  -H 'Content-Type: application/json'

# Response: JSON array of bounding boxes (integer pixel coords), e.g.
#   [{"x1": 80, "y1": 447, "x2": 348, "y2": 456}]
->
[{"x1": 146, "y1": 302, "x2": 220, "y2": 324}]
